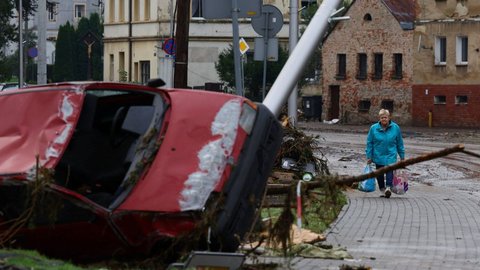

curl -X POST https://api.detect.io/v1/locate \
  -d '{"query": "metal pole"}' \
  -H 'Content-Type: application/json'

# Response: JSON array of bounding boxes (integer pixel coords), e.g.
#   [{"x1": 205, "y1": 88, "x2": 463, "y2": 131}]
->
[
  {"x1": 263, "y1": 0, "x2": 342, "y2": 117},
  {"x1": 19, "y1": 0, "x2": 24, "y2": 87},
  {"x1": 287, "y1": 0, "x2": 299, "y2": 126},
  {"x1": 231, "y1": 0, "x2": 243, "y2": 96},
  {"x1": 261, "y1": 12, "x2": 270, "y2": 101},
  {"x1": 37, "y1": 0, "x2": 47, "y2": 84}
]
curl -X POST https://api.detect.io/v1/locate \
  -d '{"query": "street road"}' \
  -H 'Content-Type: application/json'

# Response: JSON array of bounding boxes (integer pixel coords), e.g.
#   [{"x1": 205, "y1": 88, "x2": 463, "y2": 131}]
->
[{"x1": 309, "y1": 128, "x2": 480, "y2": 193}]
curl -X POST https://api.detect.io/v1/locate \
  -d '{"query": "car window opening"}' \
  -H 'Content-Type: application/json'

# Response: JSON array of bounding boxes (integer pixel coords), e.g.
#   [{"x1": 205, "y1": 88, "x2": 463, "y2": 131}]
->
[{"x1": 54, "y1": 90, "x2": 158, "y2": 207}]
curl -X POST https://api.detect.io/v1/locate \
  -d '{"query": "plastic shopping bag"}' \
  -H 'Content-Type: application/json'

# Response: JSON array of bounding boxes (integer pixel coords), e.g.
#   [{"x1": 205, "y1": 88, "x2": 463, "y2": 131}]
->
[
  {"x1": 358, "y1": 164, "x2": 376, "y2": 192},
  {"x1": 392, "y1": 170, "x2": 409, "y2": 195}
]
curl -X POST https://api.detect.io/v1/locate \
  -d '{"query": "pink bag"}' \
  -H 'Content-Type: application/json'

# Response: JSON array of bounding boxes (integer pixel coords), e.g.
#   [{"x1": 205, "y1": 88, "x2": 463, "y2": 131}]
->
[{"x1": 392, "y1": 170, "x2": 409, "y2": 195}]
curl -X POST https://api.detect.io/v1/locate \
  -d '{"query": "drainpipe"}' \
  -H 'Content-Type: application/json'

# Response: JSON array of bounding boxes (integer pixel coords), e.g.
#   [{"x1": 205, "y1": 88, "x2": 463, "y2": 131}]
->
[
  {"x1": 428, "y1": 110, "x2": 433, "y2": 128},
  {"x1": 19, "y1": 0, "x2": 24, "y2": 87},
  {"x1": 263, "y1": 0, "x2": 342, "y2": 117},
  {"x1": 128, "y1": 0, "x2": 132, "y2": 82}
]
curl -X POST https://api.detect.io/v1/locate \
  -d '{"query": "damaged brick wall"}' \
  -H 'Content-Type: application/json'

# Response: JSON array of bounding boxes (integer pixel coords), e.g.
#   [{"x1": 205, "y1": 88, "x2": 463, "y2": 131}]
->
[
  {"x1": 412, "y1": 18, "x2": 480, "y2": 127},
  {"x1": 412, "y1": 85, "x2": 480, "y2": 128},
  {"x1": 321, "y1": 0, "x2": 413, "y2": 125}
]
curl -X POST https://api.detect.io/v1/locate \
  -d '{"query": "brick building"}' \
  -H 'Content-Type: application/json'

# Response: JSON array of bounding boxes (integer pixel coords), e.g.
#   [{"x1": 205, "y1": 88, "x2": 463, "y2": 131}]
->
[
  {"x1": 321, "y1": 0, "x2": 480, "y2": 128},
  {"x1": 321, "y1": 0, "x2": 415, "y2": 125},
  {"x1": 412, "y1": 1, "x2": 480, "y2": 128}
]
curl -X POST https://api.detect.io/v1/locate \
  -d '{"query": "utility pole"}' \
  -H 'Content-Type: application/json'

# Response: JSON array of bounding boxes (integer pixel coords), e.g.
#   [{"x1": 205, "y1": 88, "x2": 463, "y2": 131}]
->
[
  {"x1": 231, "y1": 0, "x2": 243, "y2": 96},
  {"x1": 19, "y1": 0, "x2": 24, "y2": 87},
  {"x1": 37, "y1": 0, "x2": 47, "y2": 84},
  {"x1": 288, "y1": 0, "x2": 299, "y2": 126},
  {"x1": 174, "y1": 0, "x2": 190, "y2": 88},
  {"x1": 128, "y1": 0, "x2": 132, "y2": 81}
]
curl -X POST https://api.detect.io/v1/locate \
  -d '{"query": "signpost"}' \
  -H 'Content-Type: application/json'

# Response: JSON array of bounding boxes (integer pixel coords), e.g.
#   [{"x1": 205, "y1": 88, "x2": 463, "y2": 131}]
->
[
  {"x1": 251, "y1": 5, "x2": 283, "y2": 100},
  {"x1": 163, "y1": 38, "x2": 176, "y2": 56},
  {"x1": 202, "y1": 0, "x2": 262, "y2": 96}
]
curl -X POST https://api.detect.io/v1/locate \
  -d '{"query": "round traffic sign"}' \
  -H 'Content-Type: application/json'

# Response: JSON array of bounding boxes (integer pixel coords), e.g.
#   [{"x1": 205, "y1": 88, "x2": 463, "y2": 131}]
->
[
  {"x1": 251, "y1": 5, "x2": 284, "y2": 38},
  {"x1": 163, "y1": 38, "x2": 176, "y2": 55}
]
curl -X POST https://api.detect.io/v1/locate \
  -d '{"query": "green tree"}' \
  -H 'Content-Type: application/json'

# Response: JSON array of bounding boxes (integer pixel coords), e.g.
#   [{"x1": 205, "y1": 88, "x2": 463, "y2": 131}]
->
[
  {"x1": 53, "y1": 13, "x2": 103, "y2": 82},
  {"x1": 53, "y1": 22, "x2": 76, "y2": 82},
  {"x1": 76, "y1": 17, "x2": 90, "y2": 80},
  {"x1": 0, "y1": 0, "x2": 37, "y2": 81},
  {"x1": 215, "y1": 45, "x2": 288, "y2": 102},
  {"x1": 89, "y1": 13, "x2": 103, "y2": 81},
  {"x1": 0, "y1": 1, "x2": 15, "y2": 50}
]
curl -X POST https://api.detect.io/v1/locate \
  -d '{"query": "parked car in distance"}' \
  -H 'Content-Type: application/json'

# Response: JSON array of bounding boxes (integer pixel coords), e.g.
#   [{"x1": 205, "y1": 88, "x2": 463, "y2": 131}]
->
[
  {"x1": 0, "y1": 80, "x2": 282, "y2": 262},
  {"x1": 0, "y1": 82, "x2": 21, "y2": 91},
  {"x1": 0, "y1": 82, "x2": 29, "y2": 91}
]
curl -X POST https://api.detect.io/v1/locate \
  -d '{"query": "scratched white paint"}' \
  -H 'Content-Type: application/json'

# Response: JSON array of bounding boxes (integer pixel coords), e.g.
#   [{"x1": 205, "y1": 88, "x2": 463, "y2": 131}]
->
[{"x1": 180, "y1": 99, "x2": 242, "y2": 211}]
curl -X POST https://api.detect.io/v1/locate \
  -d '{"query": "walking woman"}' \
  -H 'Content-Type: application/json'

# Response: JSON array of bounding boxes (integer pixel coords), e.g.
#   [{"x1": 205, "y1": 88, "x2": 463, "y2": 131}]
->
[{"x1": 366, "y1": 109, "x2": 405, "y2": 198}]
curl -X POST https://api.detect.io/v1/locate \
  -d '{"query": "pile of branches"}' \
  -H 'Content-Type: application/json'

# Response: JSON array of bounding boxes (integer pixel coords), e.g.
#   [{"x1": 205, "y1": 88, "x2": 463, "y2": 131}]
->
[{"x1": 273, "y1": 122, "x2": 330, "y2": 177}]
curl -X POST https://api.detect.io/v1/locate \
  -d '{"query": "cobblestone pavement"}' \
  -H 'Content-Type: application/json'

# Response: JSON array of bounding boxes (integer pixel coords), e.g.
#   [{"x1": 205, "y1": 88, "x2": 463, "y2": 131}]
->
[
  {"x1": 249, "y1": 122, "x2": 480, "y2": 270},
  {"x1": 252, "y1": 183, "x2": 480, "y2": 270}
]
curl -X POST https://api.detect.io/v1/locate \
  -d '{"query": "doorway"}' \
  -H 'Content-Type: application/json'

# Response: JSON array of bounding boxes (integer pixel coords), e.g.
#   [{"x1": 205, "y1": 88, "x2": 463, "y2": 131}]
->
[{"x1": 329, "y1": 85, "x2": 340, "y2": 120}]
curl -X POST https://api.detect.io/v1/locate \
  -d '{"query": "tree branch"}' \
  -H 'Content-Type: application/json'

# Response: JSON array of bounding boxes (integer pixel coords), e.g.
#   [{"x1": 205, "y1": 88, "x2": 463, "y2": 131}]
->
[{"x1": 266, "y1": 144, "x2": 466, "y2": 194}]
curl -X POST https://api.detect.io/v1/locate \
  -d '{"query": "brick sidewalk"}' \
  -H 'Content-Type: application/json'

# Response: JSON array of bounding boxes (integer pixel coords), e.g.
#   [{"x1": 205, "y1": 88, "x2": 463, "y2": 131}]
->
[{"x1": 252, "y1": 182, "x2": 480, "y2": 269}]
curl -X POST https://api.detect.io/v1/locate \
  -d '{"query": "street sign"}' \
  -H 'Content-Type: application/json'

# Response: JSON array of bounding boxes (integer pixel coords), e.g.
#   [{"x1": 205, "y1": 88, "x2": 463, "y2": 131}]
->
[
  {"x1": 202, "y1": 0, "x2": 261, "y2": 19},
  {"x1": 163, "y1": 38, "x2": 176, "y2": 55},
  {"x1": 253, "y1": 37, "x2": 278, "y2": 61},
  {"x1": 28, "y1": 47, "x2": 38, "y2": 58},
  {"x1": 239, "y1": 38, "x2": 249, "y2": 55},
  {"x1": 251, "y1": 5, "x2": 284, "y2": 38}
]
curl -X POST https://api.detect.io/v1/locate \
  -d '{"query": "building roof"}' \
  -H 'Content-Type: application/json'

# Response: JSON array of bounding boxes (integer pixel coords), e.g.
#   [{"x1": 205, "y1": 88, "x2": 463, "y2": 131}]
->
[{"x1": 382, "y1": 0, "x2": 417, "y2": 30}]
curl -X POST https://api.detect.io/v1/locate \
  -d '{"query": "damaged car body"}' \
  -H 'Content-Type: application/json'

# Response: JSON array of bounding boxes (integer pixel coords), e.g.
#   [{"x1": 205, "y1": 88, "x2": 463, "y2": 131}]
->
[{"x1": 0, "y1": 82, "x2": 282, "y2": 261}]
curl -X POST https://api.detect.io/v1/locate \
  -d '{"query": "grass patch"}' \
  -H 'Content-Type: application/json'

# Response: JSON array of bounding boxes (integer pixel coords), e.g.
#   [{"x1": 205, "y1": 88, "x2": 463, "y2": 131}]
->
[
  {"x1": 0, "y1": 249, "x2": 86, "y2": 270},
  {"x1": 261, "y1": 186, "x2": 347, "y2": 235}
]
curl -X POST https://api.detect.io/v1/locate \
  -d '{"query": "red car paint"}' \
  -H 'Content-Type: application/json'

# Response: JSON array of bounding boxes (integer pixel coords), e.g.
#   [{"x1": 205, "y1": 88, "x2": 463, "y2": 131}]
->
[{"x1": 0, "y1": 82, "x2": 282, "y2": 261}]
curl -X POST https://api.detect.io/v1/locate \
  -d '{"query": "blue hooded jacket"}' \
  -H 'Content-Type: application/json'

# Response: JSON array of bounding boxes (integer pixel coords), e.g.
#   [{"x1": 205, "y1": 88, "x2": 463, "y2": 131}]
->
[{"x1": 366, "y1": 120, "x2": 405, "y2": 166}]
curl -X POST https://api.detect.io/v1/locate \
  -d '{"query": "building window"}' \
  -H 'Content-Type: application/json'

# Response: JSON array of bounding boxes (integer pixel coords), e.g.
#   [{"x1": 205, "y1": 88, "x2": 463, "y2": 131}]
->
[
  {"x1": 109, "y1": 0, "x2": 115, "y2": 22},
  {"x1": 392, "y1": 53, "x2": 402, "y2": 79},
  {"x1": 364, "y1": 13, "x2": 372, "y2": 21},
  {"x1": 434, "y1": 95, "x2": 446, "y2": 104},
  {"x1": 373, "y1": 53, "x2": 383, "y2": 79},
  {"x1": 118, "y1": 52, "x2": 126, "y2": 73},
  {"x1": 144, "y1": 0, "x2": 151, "y2": 20},
  {"x1": 192, "y1": 0, "x2": 204, "y2": 18},
  {"x1": 109, "y1": 54, "x2": 114, "y2": 81},
  {"x1": 381, "y1": 100, "x2": 394, "y2": 113},
  {"x1": 134, "y1": 0, "x2": 140, "y2": 21},
  {"x1": 435, "y1": 36, "x2": 446, "y2": 65},
  {"x1": 336, "y1": 54, "x2": 346, "y2": 79},
  {"x1": 134, "y1": 62, "x2": 139, "y2": 82},
  {"x1": 140, "y1": 61, "x2": 150, "y2": 84},
  {"x1": 47, "y1": 2, "x2": 57, "y2": 22},
  {"x1": 119, "y1": 0, "x2": 125, "y2": 22},
  {"x1": 74, "y1": 4, "x2": 86, "y2": 19},
  {"x1": 455, "y1": 95, "x2": 468, "y2": 104},
  {"x1": 357, "y1": 53, "x2": 367, "y2": 80},
  {"x1": 358, "y1": 100, "x2": 371, "y2": 112},
  {"x1": 456, "y1": 36, "x2": 468, "y2": 65}
]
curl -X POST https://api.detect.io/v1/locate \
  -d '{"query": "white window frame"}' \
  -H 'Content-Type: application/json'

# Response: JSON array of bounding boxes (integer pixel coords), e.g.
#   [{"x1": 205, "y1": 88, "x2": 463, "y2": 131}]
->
[
  {"x1": 456, "y1": 36, "x2": 468, "y2": 65},
  {"x1": 434, "y1": 36, "x2": 446, "y2": 66},
  {"x1": 192, "y1": 0, "x2": 204, "y2": 18},
  {"x1": 74, "y1": 3, "x2": 87, "y2": 20},
  {"x1": 48, "y1": 3, "x2": 57, "y2": 22},
  {"x1": 455, "y1": 95, "x2": 468, "y2": 104},
  {"x1": 434, "y1": 95, "x2": 446, "y2": 105}
]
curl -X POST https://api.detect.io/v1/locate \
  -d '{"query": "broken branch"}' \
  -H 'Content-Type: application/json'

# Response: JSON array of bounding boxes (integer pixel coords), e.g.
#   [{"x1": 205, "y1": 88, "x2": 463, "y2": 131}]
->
[
  {"x1": 334, "y1": 144, "x2": 465, "y2": 186},
  {"x1": 266, "y1": 144, "x2": 466, "y2": 194}
]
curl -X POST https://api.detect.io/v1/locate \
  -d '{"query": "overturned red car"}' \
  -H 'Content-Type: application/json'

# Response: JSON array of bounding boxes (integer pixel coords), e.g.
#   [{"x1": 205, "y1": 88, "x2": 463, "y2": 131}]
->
[{"x1": 0, "y1": 81, "x2": 282, "y2": 261}]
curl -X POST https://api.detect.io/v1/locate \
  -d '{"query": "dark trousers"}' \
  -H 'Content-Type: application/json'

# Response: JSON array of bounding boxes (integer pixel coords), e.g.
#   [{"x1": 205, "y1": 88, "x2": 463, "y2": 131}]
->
[{"x1": 375, "y1": 164, "x2": 393, "y2": 189}]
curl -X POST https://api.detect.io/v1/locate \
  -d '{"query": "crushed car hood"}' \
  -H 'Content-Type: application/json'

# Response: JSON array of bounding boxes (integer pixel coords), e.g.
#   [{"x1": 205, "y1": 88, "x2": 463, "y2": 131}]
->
[
  {"x1": 0, "y1": 89, "x2": 82, "y2": 176},
  {"x1": 118, "y1": 90, "x2": 246, "y2": 213}
]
